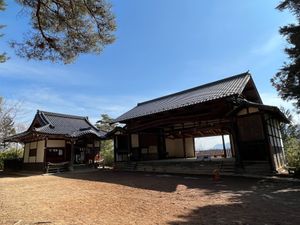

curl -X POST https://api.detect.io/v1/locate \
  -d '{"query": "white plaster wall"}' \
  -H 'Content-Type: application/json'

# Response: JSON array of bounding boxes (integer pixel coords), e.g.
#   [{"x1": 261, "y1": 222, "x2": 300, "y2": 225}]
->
[
  {"x1": 36, "y1": 140, "x2": 45, "y2": 162},
  {"x1": 131, "y1": 134, "x2": 139, "y2": 148},
  {"x1": 237, "y1": 108, "x2": 248, "y2": 116},
  {"x1": 248, "y1": 107, "x2": 259, "y2": 113},
  {"x1": 23, "y1": 143, "x2": 30, "y2": 163},
  {"x1": 30, "y1": 141, "x2": 37, "y2": 149},
  {"x1": 237, "y1": 107, "x2": 259, "y2": 116},
  {"x1": 47, "y1": 140, "x2": 65, "y2": 148},
  {"x1": 185, "y1": 137, "x2": 194, "y2": 157},
  {"x1": 166, "y1": 138, "x2": 184, "y2": 157},
  {"x1": 28, "y1": 141, "x2": 37, "y2": 163}
]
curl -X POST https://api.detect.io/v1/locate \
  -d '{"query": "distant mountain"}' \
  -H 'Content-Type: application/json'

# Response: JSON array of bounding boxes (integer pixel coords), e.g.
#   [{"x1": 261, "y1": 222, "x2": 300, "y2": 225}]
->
[{"x1": 212, "y1": 143, "x2": 230, "y2": 150}]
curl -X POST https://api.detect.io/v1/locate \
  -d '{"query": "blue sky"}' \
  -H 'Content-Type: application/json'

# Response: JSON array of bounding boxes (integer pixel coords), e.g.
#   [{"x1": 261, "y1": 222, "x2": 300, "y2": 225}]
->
[{"x1": 0, "y1": 0, "x2": 299, "y2": 129}]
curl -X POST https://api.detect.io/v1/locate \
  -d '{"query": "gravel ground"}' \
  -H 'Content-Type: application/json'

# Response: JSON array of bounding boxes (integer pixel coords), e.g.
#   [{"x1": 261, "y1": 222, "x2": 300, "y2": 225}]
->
[{"x1": 1, "y1": 170, "x2": 300, "y2": 225}]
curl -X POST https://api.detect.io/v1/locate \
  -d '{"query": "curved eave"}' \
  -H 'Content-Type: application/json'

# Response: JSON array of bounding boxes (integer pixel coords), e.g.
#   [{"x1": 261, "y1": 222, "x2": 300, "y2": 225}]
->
[
  {"x1": 228, "y1": 100, "x2": 290, "y2": 123},
  {"x1": 3, "y1": 131, "x2": 37, "y2": 143}
]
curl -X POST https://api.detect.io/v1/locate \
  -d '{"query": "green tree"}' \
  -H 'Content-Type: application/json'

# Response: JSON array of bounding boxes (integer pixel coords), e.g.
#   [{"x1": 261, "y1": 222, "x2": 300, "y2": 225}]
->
[
  {"x1": 0, "y1": 0, "x2": 7, "y2": 62},
  {"x1": 96, "y1": 114, "x2": 115, "y2": 132},
  {"x1": 280, "y1": 107, "x2": 300, "y2": 142},
  {"x1": 96, "y1": 114, "x2": 115, "y2": 166},
  {"x1": 280, "y1": 106, "x2": 300, "y2": 171},
  {"x1": 272, "y1": 0, "x2": 300, "y2": 110},
  {"x1": 284, "y1": 137, "x2": 300, "y2": 169},
  {"x1": 3, "y1": 0, "x2": 116, "y2": 64}
]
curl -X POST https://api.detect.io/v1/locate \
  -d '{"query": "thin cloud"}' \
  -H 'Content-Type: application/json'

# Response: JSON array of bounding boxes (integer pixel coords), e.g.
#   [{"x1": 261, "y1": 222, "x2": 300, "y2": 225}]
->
[
  {"x1": 0, "y1": 59, "x2": 95, "y2": 87},
  {"x1": 251, "y1": 34, "x2": 284, "y2": 55},
  {"x1": 6, "y1": 87, "x2": 141, "y2": 126}
]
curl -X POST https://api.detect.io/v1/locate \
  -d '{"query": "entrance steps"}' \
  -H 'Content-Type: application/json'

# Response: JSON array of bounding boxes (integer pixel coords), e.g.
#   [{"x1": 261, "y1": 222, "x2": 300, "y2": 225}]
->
[
  {"x1": 115, "y1": 159, "x2": 236, "y2": 175},
  {"x1": 115, "y1": 160, "x2": 273, "y2": 176},
  {"x1": 243, "y1": 161, "x2": 272, "y2": 175},
  {"x1": 46, "y1": 162, "x2": 69, "y2": 173}
]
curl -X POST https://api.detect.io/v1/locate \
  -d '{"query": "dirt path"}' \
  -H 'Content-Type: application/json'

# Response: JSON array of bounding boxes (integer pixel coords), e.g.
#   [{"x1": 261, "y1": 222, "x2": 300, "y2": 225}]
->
[{"x1": 1, "y1": 170, "x2": 300, "y2": 225}]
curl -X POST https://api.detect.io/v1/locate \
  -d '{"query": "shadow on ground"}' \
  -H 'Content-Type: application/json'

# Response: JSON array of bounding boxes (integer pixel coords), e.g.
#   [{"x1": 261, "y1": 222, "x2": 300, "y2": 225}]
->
[
  {"x1": 167, "y1": 184, "x2": 300, "y2": 225},
  {"x1": 0, "y1": 170, "x2": 43, "y2": 178},
  {"x1": 56, "y1": 170, "x2": 300, "y2": 225},
  {"x1": 56, "y1": 169, "x2": 256, "y2": 192}
]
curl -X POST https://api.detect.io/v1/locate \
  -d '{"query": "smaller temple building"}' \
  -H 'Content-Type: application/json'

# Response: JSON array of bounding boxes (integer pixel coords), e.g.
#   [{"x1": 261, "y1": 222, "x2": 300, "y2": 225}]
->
[{"x1": 4, "y1": 110, "x2": 106, "y2": 172}]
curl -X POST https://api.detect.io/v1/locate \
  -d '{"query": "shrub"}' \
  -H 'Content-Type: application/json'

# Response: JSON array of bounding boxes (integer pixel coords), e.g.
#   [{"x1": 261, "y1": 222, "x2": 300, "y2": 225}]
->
[
  {"x1": 284, "y1": 137, "x2": 300, "y2": 171},
  {"x1": 0, "y1": 148, "x2": 23, "y2": 170}
]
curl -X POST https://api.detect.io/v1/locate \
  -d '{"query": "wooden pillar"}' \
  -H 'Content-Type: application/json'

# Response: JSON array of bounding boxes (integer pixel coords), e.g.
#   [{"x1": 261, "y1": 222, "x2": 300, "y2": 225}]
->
[
  {"x1": 193, "y1": 138, "x2": 196, "y2": 158},
  {"x1": 222, "y1": 134, "x2": 227, "y2": 158},
  {"x1": 64, "y1": 139, "x2": 67, "y2": 161},
  {"x1": 261, "y1": 113, "x2": 275, "y2": 171},
  {"x1": 158, "y1": 129, "x2": 166, "y2": 159},
  {"x1": 113, "y1": 136, "x2": 117, "y2": 163},
  {"x1": 69, "y1": 139, "x2": 75, "y2": 171},
  {"x1": 92, "y1": 139, "x2": 95, "y2": 165},
  {"x1": 231, "y1": 118, "x2": 242, "y2": 167},
  {"x1": 127, "y1": 134, "x2": 131, "y2": 161},
  {"x1": 43, "y1": 137, "x2": 48, "y2": 171},
  {"x1": 182, "y1": 137, "x2": 186, "y2": 158}
]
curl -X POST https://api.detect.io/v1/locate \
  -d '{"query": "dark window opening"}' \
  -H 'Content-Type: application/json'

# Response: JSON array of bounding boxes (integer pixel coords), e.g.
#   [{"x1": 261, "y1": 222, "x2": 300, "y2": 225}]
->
[
  {"x1": 29, "y1": 149, "x2": 37, "y2": 157},
  {"x1": 46, "y1": 148, "x2": 65, "y2": 163},
  {"x1": 117, "y1": 135, "x2": 129, "y2": 150}
]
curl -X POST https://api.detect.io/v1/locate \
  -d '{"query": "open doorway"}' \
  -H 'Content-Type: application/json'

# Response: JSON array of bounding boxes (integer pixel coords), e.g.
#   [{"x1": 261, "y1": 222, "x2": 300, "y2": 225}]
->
[{"x1": 194, "y1": 135, "x2": 233, "y2": 160}]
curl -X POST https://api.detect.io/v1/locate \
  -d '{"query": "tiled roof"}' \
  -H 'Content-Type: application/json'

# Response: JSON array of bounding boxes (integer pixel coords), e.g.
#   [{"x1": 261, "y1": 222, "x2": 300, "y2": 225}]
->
[
  {"x1": 4, "y1": 111, "x2": 106, "y2": 142},
  {"x1": 34, "y1": 111, "x2": 106, "y2": 137},
  {"x1": 114, "y1": 72, "x2": 251, "y2": 122}
]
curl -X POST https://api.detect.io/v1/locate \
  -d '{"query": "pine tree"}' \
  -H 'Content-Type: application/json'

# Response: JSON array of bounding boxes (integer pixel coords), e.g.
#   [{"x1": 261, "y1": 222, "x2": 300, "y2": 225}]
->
[
  {"x1": 272, "y1": 0, "x2": 300, "y2": 111},
  {"x1": 10, "y1": 0, "x2": 116, "y2": 64},
  {"x1": 96, "y1": 114, "x2": 115, "y2": 166},
  {"x1": 0, "y1": 0, "x2": 7, "y2": 63}
]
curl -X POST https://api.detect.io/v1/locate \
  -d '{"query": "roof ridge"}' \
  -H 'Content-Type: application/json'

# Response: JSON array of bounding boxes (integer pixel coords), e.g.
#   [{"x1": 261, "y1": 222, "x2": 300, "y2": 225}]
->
[
  {"x1": 39, "y1": 110, "x2": 87, "y2": 120},
  {"x1": 137, "y1": 71, "x2": 250, "y2": 106}
]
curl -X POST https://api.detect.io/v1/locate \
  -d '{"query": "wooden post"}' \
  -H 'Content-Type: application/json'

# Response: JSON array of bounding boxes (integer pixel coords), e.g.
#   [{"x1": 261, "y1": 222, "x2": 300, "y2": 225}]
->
[
  {"x1": 260, "y1": 113, "x2": 274, "y2": 171},
  {"x1": 158, "y1": 129, "x2": 166, "y2": 159},
  {"x1": 69, "y1": 139, "x2": 75, "y2": 171},
  {"x1": 192, "y1": 138, "x2": 196, "y2": 158},
  {"x1": 182, "y1": 137, "x2": 186, "y2": 158},
  {"x1": 43, "y1": 137, "x2": 48, "y2": 172},
  {"x1": 222, "y1": 134, "x2": 227, "y2": 158},
  {"x1": 231, "y1": 118, "x2": 242, "y2": 167},
  {"x1": 127, "y1": 134, "x2": 131, "y2": 161},
  {"x1": 92, "y1": 138, "x2": 95, "y2": 165},
  {"x1": 113, "y1": 136, "x2": 117, "y2": 162},
  {"x1": 64, "y1": 139, "x2": 67, "y2": 161}
]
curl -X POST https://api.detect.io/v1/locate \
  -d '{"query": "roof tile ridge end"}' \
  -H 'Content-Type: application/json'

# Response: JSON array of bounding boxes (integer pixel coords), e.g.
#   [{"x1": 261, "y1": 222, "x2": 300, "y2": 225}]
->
[
  {"x1": 39, "y1": 111, "x2": 55, "y2": 128},
  {"x1": 84, "y1": 117, "x2": 101, "y2": 132}
]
